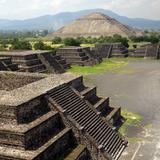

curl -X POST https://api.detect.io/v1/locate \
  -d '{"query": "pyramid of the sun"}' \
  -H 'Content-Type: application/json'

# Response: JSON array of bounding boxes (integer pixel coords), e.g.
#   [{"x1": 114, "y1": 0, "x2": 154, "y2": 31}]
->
[{"x1": 50, "y1": 12, "x2": 143, "y2": 38}]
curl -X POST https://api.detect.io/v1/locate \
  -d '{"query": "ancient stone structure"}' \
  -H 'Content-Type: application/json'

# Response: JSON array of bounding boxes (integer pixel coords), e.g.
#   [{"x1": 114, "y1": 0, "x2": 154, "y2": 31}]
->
[
  {"x1": 130, "y1": 44, "x2": 160, "y2": 59},
  {"x1": 50, "y1": 12, "x2": 143, "y2": 38},
  {"x1": 57, "y1": 46, "x2": 102, "y2": 66},
  {"x1": 0, "y1": 57, "x2": 19, "y2": 71},
  {"x1": 0, "y1": 71, "x2": 128, "y2": 160},
  {"x1": 0, "y1": 50, "x2": 70, "y2": 73},
  {"x1": 95, "y1": 43, "x2": 128, "y2": 58}
]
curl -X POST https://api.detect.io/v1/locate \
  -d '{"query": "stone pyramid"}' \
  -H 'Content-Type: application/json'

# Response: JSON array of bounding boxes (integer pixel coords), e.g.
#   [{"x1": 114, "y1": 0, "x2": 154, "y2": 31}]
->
[{"x1": 51, "y1": 12, "x2": 143, "y2": 38}]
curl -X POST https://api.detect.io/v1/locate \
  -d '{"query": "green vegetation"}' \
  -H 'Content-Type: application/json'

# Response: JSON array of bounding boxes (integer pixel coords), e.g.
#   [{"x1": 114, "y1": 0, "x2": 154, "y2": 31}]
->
[
  {"x1": 80, "y1": 44, "x2": 95, "y2": 47},
  {"x1": 130, "y1": 34, "x2": 160, "y2": 44},
  {"x1": 128, "y1": 41, "x2": 151, "y2": 49},
  {"x1": 63, "y1": 38, "x2": 81, "y2": 46},
  {"x1": 128, "y1": 137, "x2": 144, "y2": 143},
  {"x1": 120, "y1": 109, "x2": 143, "y2": 136},
  {"x1": 34, "y1": 41, "x2": 53, "y2": 50},
  {"x1": 68, "y1": 59, "x2": 128, "y2": 75},
  {"x1": 144, "y1": 124, "x2": 153, "y2": 129},
  {"x1": 0, "y1": 31, "x2": 160, "y2": 51},
  {"x1": 3, "y1": 72, "x2": 16, "y2": 78},
  {"x1": 52, "y1": 34, "x2": 129, "y2": 48},
  {"x1": 11, "y1": 38, "x2": 32, "y2": 50}
]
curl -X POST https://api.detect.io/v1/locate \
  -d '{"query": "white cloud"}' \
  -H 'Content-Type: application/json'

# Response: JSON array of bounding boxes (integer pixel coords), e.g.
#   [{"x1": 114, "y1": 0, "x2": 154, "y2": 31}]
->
[{"x1": 0, "y1": 0, "x2": 159, "y2": 20}]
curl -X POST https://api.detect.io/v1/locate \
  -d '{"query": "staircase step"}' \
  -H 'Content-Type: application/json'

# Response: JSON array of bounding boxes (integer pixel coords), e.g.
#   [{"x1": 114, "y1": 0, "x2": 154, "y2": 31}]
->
[
  {"x1": 14, "y1": 59, "x2": 41, "y2": 66},
  {"x1": 112, "y1": 143, "x2": 126, "y2": 160},
  {"x1": 94, "y1": 98, "x2": 110, "y2": 113},
  {"x1": 20, "y1": 64, "x2": 46, "y2": 73},
  {"x1": 48, "y1": 85, "x2": 127, "y2": 160},
  {"x1": 108, "y1": 137, "x2": 121, "y2": 156},
  {"x1": 80, "y1": 87, "x2": 97, "y2": 100},
  {"x1": 0, "y1": 111, "x2": 63, "y2": 150},
  {"x1": 64, "y1": 144, "x2": 87, "y2": 160},
  {"x1": 106, "y1": 107, "x2": 121, "y2": 122},
  {"x1": 0, "y1": 128, "x2": 73, "y2": 160}
]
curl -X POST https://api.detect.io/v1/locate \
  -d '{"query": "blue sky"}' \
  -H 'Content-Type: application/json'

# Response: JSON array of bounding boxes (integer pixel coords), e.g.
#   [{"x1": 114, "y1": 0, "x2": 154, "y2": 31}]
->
[{"x1": 0, "y1": 0, "x2": 160, "y2": 20}]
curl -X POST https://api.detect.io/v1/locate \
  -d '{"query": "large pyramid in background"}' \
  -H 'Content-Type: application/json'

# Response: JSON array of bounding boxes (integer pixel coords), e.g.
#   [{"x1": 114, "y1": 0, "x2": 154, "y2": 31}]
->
[{"x1": 50, "y1": 12, "x2": 143, "y2": 38}]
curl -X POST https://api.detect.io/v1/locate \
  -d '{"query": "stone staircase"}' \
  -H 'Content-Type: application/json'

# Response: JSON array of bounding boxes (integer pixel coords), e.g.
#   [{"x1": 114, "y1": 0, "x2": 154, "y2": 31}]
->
[
  {"x1": 57, "y1": 46, "x2": 101, "y2": 66},
  {"x1": 48, "y1": 84, "x2": 128, "y2": 160},
  {"x1": 37, "y1": 51, "x2": 70, "y2": 74},
  {"x1": 0, "y1": 57, "x2": 19, "y2": 71},
  {"x1": 95, "y1": 43, "x2": 128, "y2": 59},
  {"x1": 68, "y1": 77, "x2": 125, "y2": 129},
  {"x1": 145, "y1": 45, "x2": 160, "y2": 59},
  {"x1": 0, "y1": 51, "x2": 70, "y2": 74},
  {"x1": 111, "y1": 43, "x2": 128, "y2": 58},
  {"x1": 0, "y1": 91, "x2": 89, "y2": 160}
]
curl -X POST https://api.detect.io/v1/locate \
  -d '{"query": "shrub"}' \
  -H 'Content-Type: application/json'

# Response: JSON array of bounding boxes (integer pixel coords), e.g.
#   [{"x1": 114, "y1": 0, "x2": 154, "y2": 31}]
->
[
  {"x1": 63, "y1": 38, "x2": 81, "y2": 46},
  {"x1": 52, "y1": 37, "x2": 62, "y2": 44},
  {"x1": 11, "y1": 38, "x2": 32, "y2": 50}
]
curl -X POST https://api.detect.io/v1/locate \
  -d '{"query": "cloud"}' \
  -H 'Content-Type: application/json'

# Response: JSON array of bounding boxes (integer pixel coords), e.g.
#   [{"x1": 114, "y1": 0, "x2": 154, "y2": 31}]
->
[{"x1": 0, "y1": 0, "x2": 159, "y2": 20}]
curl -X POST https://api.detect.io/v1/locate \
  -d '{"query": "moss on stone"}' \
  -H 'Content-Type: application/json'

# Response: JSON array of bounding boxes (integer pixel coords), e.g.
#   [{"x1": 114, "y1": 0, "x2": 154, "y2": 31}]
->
[{"x1": 120, "y1": 109, "x2": 143, "y2": 136}]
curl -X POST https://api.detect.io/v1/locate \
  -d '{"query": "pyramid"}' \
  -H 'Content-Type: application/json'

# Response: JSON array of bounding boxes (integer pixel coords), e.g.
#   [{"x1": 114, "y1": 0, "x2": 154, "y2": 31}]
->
[{"x1": 50, "y1": 12, "x2": 143, "y2": 38}]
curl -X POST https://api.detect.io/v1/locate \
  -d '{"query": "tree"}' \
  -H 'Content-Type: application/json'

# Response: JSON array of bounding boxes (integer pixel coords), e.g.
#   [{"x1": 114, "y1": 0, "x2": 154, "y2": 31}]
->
[
  {"x1": 34, "y1": 41, "x2": 54, "y2": 50},
  {"x1": 34, "y1": 41, "x2": 45, "y2": 50},
  {"x1": 63, "y1": 38, "x2": 81, "y2": 46},
  {"x1": 149, "y1": 36, "x2": 159, "y2": 44},
  {"x1": 11, "y1": 38, "x2": 32, "y2": 50},
  {"x1": 52, "y1": 37, "x2": 62, "y2": 44}
]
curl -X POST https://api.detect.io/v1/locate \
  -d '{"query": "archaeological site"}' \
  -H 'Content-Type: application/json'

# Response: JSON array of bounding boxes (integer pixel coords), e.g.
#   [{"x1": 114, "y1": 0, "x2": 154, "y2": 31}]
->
[{"x1": 0, "y1": 71, "x2": 128, "y2": 160}]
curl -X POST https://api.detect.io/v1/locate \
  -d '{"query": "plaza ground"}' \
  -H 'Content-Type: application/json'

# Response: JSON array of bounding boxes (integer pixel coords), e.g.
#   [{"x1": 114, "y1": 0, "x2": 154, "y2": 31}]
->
[{"x1": 83, "y1": 59, "x2": 160, "y2": 160}]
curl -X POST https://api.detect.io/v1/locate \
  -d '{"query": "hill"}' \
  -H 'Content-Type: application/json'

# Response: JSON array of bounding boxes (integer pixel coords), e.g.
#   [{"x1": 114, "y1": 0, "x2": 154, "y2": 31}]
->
[{"x1": 0, "y1": 9, "x2": 160, "y2": 31}]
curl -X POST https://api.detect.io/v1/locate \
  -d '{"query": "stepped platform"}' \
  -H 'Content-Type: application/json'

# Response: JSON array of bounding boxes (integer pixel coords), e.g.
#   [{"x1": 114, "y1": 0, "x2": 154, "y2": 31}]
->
[
  {"x1": 64, "y1": 144, "x2": 89, "y2": 160},
  {"x1": 57, "y1": 46, "x2": 102, "y2": 66},
  {"x1": 68, "y1": 76, "x2": 124, "y2": 128},
  {"x1": 95, "y1": 43, "x2": 128, "y2": 58},
  {"x1": 48, "y1": 84, "x2": 127, "y2": 160},
  {"x1": 0, "y1": 50, "x2": 70, "y2": 74},
  {"x1": 130, "y1": 44, "x2": 160, "y2": 59},
  {"x1": 0, "y1": 71, "x2": 127, "y2": 160},
  {"x1": 0, "y1": 57, "x2": 19, "y2": 71}
]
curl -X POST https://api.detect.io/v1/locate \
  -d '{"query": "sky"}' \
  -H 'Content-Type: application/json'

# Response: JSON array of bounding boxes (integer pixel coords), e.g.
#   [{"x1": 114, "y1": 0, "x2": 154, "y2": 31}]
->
[{"x1": 0, "y1": 0, "x2": 160, "y2": 20}]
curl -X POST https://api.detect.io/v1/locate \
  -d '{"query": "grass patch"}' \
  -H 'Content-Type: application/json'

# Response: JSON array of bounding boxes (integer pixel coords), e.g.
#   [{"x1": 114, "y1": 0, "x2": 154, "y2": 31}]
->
[
  {"x1": 144, "y1": 124, "x2": 153, "y2": 129},
  {"x1": 128, "y1": 137, "x2": 144, "y2": 143},
  {"x1": 81, "y1": 44, "x2": 95, "y2": 47},
  {"x1": 68, "y1": 59, "x2": 128, "y2": 75},
  {"x1": 128, "y1": 41, "x2": 151, "y2": 49},
  {"x1": 120, "y1": 109, "x2": 143, "y2": 136}
]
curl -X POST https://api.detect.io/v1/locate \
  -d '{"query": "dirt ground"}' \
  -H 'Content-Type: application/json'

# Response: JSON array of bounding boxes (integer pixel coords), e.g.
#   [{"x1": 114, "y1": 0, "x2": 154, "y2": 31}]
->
[{"x1": 85, "y1": 59, "x2": 160, "y2": 160}]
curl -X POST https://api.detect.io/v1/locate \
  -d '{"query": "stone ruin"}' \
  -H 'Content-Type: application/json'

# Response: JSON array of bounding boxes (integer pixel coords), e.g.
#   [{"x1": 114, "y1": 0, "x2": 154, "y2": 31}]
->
[
  {"x1": 130, "y1": 44, "x2": 160, "y2": 59},
  {"x1": 94, "y1": 43, "x2": 128, "y2": 59},
  {"x1": 0, "y1": 50, "x2": 70, "y2": 73},
  {"x1": 57, "y1": 46, "x2": 102, "y2": 66},
  {"x1": 0, "y1": 71, "x2": 128, "y2": 160},
  {"x1": 0, "y1": 57, "x2": 19, "y2": 71}
]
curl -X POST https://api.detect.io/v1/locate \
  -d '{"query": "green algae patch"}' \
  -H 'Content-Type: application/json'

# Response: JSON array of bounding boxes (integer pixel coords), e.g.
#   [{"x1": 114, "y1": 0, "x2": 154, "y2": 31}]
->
[
  {"x1": 144, "y1": 124, "x2": 153, "y2": 129},
  {"x1": 120, "y1": 109, "x2": 143, "y2": 136},
  {"x1": 128, "y1": 137, "x2": 144, "y2": 143},
  {"x1": 68, "y1": 59, "x2": 128, "y2": 75}
]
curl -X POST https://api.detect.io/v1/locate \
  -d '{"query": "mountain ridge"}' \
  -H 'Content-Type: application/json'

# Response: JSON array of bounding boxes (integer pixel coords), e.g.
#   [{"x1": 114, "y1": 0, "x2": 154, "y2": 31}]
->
[{"x1": 0, "y1": 8, "x2": 160, "y2": 31}]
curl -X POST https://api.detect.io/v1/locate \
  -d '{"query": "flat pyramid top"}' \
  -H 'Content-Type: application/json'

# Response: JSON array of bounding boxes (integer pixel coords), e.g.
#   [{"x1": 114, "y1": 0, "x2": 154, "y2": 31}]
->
[{"x1": 79, "y1": 12, "x2": 113, "y2": 20}]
